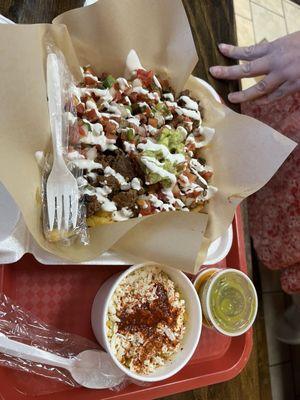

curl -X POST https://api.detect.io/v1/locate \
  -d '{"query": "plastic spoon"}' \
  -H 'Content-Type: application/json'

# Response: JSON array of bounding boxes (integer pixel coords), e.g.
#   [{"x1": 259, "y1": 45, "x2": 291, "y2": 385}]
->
[{"x1": 0, "y1": 333, "x2": 125, "y2": 389}]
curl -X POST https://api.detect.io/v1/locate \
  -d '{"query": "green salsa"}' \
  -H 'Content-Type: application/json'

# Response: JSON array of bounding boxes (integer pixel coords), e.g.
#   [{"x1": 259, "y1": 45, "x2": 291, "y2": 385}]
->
[{"x1": 209, "y1": 271, "x2": 257, "y2": 333}]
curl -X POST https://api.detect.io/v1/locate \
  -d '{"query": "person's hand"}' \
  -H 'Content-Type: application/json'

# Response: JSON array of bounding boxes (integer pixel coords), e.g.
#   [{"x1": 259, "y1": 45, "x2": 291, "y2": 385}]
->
[{"x1": 209, "y1": 31, "x2": 300, "y2": 104}]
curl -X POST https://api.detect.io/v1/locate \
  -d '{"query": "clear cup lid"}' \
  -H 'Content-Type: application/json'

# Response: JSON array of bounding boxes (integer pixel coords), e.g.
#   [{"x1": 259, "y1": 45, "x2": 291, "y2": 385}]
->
[{"x1": 207, "y1": 269, "x2": 258, "y2": 336}]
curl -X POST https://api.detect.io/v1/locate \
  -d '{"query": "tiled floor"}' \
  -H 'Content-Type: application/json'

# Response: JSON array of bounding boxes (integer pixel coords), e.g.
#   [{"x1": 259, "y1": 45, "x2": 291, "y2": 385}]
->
[
  {"x1": 233, "y1": 0, "x2": 300, "y2": 89},
  {"x1": 256, "y1": 262, "x2": 299, "y2": 400},
  {"x1": 262, "y1": 291, "x2": 290, "y2": 366},
  {"x1": 233, "y1": 3, "x2": 300, "y2": 399}
]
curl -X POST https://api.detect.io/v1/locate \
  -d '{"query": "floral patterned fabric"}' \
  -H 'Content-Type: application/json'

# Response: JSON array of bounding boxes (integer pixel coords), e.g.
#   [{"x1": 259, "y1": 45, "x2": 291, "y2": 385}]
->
[
  {"x1": 280, "y1": 264, "x2": 300, "y2": 294},
  {"x1": 241, "y1": 93, "x2": 300, "y2": 294}
]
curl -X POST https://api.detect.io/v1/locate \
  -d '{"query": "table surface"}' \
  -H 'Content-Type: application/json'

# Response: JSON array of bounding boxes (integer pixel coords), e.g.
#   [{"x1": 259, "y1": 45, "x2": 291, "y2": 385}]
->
[{"x1": 0, "y1": 1, "x2": 271, "y2": 399}]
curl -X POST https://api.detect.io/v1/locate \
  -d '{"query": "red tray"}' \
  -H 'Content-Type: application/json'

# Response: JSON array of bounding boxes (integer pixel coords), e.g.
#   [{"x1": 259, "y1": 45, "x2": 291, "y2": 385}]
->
[{"x1": 0, "y1": 206, "x2": 252, "y2": 399}]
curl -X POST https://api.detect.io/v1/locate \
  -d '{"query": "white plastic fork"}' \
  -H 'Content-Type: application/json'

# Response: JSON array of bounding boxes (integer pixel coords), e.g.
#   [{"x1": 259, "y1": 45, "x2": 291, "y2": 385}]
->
[{"x1": 46, "y1": 53, "x2": 79, "y2": 231}]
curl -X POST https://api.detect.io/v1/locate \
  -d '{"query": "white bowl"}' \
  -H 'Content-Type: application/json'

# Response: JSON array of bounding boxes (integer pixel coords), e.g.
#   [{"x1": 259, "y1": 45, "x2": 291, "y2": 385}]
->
[
  {"x1": 203, "y1": 225, "x2": 233, "y2": 266},
  {"x1": 91, "y1": 262, "x2": 202, "y2": 382}
]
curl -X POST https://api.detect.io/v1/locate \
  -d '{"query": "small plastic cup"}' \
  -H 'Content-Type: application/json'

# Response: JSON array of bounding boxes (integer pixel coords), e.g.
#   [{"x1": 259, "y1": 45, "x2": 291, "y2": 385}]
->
[{"x1": 194, "y1": 268, "x2": 258, "y2": 336}]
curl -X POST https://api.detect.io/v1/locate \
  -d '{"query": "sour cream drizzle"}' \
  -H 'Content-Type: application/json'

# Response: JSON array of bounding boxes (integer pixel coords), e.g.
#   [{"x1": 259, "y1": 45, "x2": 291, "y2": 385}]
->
[
  {"x1": 116, "y1": 77, "x2": 129, "y2": 91},
  {"x1": 112, "y1": 207, "x2": 134, "y2": 221},
  {"x1": 83, "y1": 187, "x2": 117, "y2": 213},
  {"x1": 80, "y1": 132, "x2": 117, "y2": 151},
  {"x1": 71, "y1": 159, "x2": 103, "y2": 171},
  {"x1": 140, "y1": 156, "x2": 177, "y2": 188},
  {"x1": 82, "y1": 119, "x2": 103, "y2": 134},
  {"x1": 131, "y1": 177, "x2": 142, "y2": 191},
  {"x1": 104, "y1": 166, "x2": 130, "y2": 190},
  {"x1": 179, "y1": 96, "x2": 199, "y2": 111},
  {"x1": 138, "y1": 140, "x2": 185, "y2": 165}
]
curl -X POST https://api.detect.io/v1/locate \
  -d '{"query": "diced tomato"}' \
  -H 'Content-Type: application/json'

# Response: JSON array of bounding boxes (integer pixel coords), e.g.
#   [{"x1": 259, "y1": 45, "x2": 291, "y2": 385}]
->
[
  {"x1": 99, "y1": 116, "x2": 109, "y2": 125},
  {"x1": 79, "y1": 126, "x2": 87, "y2": 137},
  {"x1": 106, "y1": 132, "x2": 117, "y2": 140},
  {"x1": 139, "y1": 206, "x2": 155, "y2": 216},
  {"x1": 105, "y1": 126, "x2": 117, "y2": 139},
  {"x1": 202, "y1": 171, "x2": 213, "y2": 181},
  {"x1": 113, "y1": 91, "x2": 123, "y2": 102},
  {"x1": 76, "y1": 103, "x2": 85, "y2": 116},
  {"x1": 136, "y1": 69, "x2": 154, "y2": 88},
  {"x1": 84, "y1": 76, "x2": 98, "y2": 86},
  {"x1": 103, "y1": 119, "x2": 117, "y2": 133},
  {"x1": 111, "y1": 116, "x2": 121, "y2": 125},
  {"x1": 137, "y1": 199, "x2": 147, "y2": 207},
  {"x1": 138, "y1": 94, "x2": 149, "y2": 102},
  {"x1": 102, "y1": 118, "x2": 118, "y2": 138},
  {"x1": 85, "y1": 109, "x2": 99, "y2": 123},
  {"x1": 186, "y1": 188, "x2": 202, "y2": 198},
  {"x1": 185, "y1": 171, "x2": 197, "y2": 183},
  {"x1": 137, "y1": 199, "x2": 155, "y2": 216},
  {"x1": 148, "y1": 118, "x2": 158, "y2": 128}
]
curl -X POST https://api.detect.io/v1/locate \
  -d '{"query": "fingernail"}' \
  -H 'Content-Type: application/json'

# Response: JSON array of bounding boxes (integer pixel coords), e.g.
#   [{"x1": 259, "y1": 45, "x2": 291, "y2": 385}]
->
[
  {"x1": 218, "y1": 43, "x2": 229, "y2": 51},
  {"x1": 228, "y1": 93, "x2": 239, "y2": 103},
  {"x1": 209, "y1": 66, "x2": 221, "y2": 76}
]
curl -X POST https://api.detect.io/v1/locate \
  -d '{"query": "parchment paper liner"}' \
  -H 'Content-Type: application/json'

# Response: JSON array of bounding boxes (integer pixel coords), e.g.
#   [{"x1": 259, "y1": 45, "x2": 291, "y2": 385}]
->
[{"x1": 0, "y1": 0, "x2": 296, "y2": 272}]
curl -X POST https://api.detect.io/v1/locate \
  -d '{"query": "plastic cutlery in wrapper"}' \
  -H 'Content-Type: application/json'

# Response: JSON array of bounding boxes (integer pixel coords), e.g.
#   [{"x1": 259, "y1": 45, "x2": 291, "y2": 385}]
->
[
  {"x1": 39, "y1": 46, "x2": 89, "y2": 247},
  {"x1": 46, "y1": 53, "x2": 79, "y2": 232},
  {"x1": 0, "y1": 333, "x2": 124, "y2": 389},
  {"x1": 0, "y1": 293, "x2": 129, "y2": 393}
]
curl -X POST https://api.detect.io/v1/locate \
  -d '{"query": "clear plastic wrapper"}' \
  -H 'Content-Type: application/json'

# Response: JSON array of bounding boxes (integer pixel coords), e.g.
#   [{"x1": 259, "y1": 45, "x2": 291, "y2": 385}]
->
[
  {"x1": 0, "y1": 292, "x2": 94, "y2": 390},
  {"x1": 39, "y1": 42, "x2": 89, "y2": 246},
  {"x1": 0, "y1": 292, "x2": 147, "y2": 394}
]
